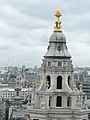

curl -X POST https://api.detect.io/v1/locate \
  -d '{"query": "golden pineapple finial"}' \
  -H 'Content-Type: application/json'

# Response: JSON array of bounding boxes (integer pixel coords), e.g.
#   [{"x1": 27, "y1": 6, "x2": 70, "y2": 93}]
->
[{"x1": 54, "y1": 9, "x2": 62, "y2": 31}]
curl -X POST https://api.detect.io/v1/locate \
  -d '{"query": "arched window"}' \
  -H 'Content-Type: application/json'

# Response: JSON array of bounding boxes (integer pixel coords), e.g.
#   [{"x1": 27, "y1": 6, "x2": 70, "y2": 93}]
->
[
  {"x1": 57, "y1": 76, "x2": 62, "y2": 89},
  {"x1": 68, "y1": 76, "x2": 70, "y2": 87},
  {"x1": 56, "y1": 96, "x2": 62, "y2": 107},
  {"x1": 67, "y1": 97, "x2": 71, "y2": 106},
  {"x1": 48, "y1": 61, "x2": 51, "y2": 66},
  {"x1": 49, "y1": 96, "x2": 52, "y2": 107},
  {"x1": 33, "y1": 119, "x2": 39, "y2": 120},
  {"x1": 46, "y1": 75, "x2": 51, "y2": 89}
]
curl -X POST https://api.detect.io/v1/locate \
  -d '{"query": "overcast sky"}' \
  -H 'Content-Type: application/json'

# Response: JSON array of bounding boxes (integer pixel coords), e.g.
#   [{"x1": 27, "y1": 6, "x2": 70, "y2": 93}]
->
[{"x1": 0, "y1": 0, "x2": 90, "y2": 68}]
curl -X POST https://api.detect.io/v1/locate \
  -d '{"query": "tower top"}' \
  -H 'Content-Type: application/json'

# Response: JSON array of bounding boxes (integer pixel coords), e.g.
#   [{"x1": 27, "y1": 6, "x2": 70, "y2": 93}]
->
[{"x1": 54, "y1": 9, "x2": 62, "y2": 32}]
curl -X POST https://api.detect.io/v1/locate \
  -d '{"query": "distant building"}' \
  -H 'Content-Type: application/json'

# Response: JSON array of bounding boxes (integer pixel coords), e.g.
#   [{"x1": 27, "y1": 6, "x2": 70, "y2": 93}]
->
[
  {"x1": 12, "y1": 110, "x2": 27, "y2": 120},
  {"x1": 22, "y1": 65, "x2": 26, "y2": 72},
  {"x1": 74, "y1": 69, "x2": 90, "y2": 99},
  {"x1": 0, "y1": 82, "x2": 8, "y2": 88},
  {"x1": 0, "y1": 101, "x2": 6, "y2": 120},
  {"x1": 21, "y1": 67, "x2": 40, "y2": 88},
  {"x1": 0, "y1": 88, "x2": 29, "y2": 101},
  {"x1": 9, "y1": 106, "x2": 29, "y2": 120}
]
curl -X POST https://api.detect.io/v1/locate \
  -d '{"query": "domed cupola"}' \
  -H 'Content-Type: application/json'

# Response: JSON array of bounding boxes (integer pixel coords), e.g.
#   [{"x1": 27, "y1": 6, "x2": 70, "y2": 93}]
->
[
  {"x1": 44, "y1": 9, "x2": 71, "y2": 59},
  {"x1": 50, "y1": 31, "x2": 66, "y2": 43}
]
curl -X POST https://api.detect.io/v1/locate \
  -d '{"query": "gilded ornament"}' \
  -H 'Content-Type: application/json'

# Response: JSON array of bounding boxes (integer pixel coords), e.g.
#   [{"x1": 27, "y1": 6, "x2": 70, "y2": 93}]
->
[{"x1": 54, "y1": 9, "x2": 62, "y2": 31}]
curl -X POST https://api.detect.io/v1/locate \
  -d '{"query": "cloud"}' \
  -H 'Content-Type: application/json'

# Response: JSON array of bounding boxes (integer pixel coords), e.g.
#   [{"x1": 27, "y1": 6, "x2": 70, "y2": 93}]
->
[
  {"x1": 0, "y1": 5, "x2": 51, "y2": 30},
  {"x1": 0, "y1": 0, "x2": 90, "y2": 67}
]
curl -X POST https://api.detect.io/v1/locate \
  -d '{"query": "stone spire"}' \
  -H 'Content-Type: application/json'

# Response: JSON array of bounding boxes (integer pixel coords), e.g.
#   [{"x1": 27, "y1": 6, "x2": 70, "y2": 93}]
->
[{"x1": 28, "y1": 9, "x2": 90, "y2": 120}]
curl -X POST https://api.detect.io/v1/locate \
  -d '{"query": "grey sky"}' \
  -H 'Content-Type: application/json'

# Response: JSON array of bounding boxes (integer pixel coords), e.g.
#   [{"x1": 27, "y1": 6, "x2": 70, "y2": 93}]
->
[{"x1": 0, "y1": 0, "x2": 90, "y2": 67}]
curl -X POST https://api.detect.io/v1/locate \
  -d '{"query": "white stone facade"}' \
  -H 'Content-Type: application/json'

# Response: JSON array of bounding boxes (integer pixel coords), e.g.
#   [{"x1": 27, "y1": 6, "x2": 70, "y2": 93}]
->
[{"x1": 27, "y1": 9, "x2": 90, "y2": 120}]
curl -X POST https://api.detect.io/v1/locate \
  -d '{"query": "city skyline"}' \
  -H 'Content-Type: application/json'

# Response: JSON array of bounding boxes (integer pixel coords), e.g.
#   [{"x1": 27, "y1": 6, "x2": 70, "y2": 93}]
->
[{"x1": 0, "y1": 0, "x2": 90, "y2": 67}]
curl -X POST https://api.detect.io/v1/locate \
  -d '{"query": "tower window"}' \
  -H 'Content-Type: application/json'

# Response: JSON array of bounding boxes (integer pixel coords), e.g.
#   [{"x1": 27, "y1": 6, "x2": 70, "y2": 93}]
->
[
  {"x1": 46, "y1": 75, "x2": 51, "y2": 89},
  {"x1": 67, "y1": 97, "x2": 71, "y2": 106},
  {"x1": 33, "y1": 119, "x2": 39, "y2": 120},
  {"x1": 48, "y1": 62, "x2": 51, "y2": 66},
  {"x1": 49, "y1": 96, "x2": 51, "y2": 107},
  {"x1": 56, "y1": 96, "x2": 62, "y2": 107},
  {"x1": 57, "y1": 76, "x2": 62, "y2": 89},
  {"x1": 58, "y1": 62, "x2": 62, "y2": 66},
  {"x1": 68, "y1": 76, "x2": 70, "y2": 87}
]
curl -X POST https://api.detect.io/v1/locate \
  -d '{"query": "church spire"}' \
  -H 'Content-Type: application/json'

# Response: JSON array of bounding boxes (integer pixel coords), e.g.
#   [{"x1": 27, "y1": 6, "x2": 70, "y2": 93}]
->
[{"x1": 54, "y1": 9, "x2": 62, "y2": 31}]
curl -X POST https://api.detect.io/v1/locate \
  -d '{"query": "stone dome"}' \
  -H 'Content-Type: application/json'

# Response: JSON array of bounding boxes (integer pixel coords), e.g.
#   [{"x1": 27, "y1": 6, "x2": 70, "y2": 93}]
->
[{"x1": 50, "y1": 31, "x2": 66, "y2": 42}]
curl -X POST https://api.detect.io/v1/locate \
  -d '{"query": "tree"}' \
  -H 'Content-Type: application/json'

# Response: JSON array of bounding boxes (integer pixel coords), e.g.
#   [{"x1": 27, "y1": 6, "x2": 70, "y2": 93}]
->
[{"x1": 10, "y1": 74, "x2": 16, "y2": 78}]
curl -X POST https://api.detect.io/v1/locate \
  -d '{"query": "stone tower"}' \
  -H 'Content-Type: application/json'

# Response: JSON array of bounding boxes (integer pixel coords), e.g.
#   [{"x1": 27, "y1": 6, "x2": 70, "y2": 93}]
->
[{"x1": 28, "y1": 9, "x2": 90, "y2": 120}]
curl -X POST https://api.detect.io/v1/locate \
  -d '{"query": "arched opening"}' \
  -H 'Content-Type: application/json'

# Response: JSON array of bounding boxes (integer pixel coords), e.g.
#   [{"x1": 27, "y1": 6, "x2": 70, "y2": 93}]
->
[
  {"x1": 33, "y1": 119, "x2": 39, "y2": 120},
  {"x1": 46, "y1": 75, "x2": 51, "y2": 89},
  {"x1": 49, "y1": 96, "x2": 51, "y2": 108},
  {"x1": 68, "y1": 76, "x2": 70, "y2": 87},
  {"x1": 30, "y1": 94, "x2": 32, "y2": 104},
  {"x1": 67, "y1": 97, "x2": 71, "y2": 106},
  {"x1": 57, "y1": 76, "x2": 62, "y2": 89},
  {"x1": 56, "y1": 96, "x2": 62, "y2": 107}
]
